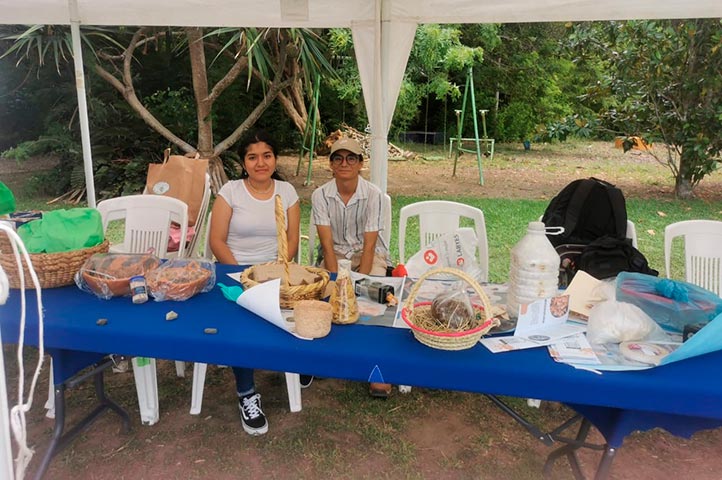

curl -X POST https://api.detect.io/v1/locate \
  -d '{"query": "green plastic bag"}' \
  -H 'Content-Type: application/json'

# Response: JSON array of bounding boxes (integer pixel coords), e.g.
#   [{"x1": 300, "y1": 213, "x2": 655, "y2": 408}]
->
[
  {"x1": 18, "y1": 208, "x2": 104, "y2": 253},
  {"x1": 0, "y1": 181, "x2": 16, "y2": 215}
]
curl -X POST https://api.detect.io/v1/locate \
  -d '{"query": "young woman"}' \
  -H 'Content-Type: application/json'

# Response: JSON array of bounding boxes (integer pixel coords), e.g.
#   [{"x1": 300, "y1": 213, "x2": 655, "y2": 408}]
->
[{"x1": 209, "y1": 130, "x2": 300, "y2": 435}]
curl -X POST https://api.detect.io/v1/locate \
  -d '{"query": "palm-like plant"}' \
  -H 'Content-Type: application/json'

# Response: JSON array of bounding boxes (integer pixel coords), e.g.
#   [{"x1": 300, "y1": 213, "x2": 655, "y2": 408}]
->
[{"x1": 3, "y1": 24, "x2": 335, "y2": 193}]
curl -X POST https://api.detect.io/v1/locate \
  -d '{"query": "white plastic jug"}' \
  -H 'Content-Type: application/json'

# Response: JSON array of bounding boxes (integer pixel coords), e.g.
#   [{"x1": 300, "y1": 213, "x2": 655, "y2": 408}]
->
[{"x1": 507, "y1": 221, "x2": 560, "y2": 319}]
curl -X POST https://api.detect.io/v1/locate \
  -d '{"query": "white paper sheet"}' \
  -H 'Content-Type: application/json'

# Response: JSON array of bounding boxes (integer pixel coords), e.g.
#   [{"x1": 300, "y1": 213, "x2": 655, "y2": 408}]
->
[{"x1": 235, "y1": 278, "x2": 312, "y2": 340}]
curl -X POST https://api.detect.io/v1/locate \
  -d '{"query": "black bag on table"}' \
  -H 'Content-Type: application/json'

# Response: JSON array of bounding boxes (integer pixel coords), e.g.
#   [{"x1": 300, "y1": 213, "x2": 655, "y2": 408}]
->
[
  {"x1": 542, "y1": 177, "x2": 627, "y2": 247},
  {"x1": 577, "y1": 236, "x2": 658, "y2": 280},
  {"x1": 541, "y1": 177, "x2": 654, "y2": 286}
]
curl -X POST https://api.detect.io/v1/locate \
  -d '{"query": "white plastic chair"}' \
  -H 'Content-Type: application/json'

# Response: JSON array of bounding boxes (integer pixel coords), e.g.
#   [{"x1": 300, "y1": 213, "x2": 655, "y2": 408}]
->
[
  {"x1": 664, "y1": 220, "x2": 722, "y2": 297},
  {"x1": 99, "y1": 194, "x2": 189, "y2": 259},
  {"x1": 187, "y1": 211, "x2": 304, "y2": 415},
  {"x1": 98, "y1": 194, "x2": 189, "y2": 425},
  {"x1": 399, "y1": 200, "x2": 489, "y2": 282},
  {"x1": 308, "y1": 194, "x2": 392, "y2": 267},
  {"x1": 184, "y1": 173, "x2": 211, "y2": 258}
]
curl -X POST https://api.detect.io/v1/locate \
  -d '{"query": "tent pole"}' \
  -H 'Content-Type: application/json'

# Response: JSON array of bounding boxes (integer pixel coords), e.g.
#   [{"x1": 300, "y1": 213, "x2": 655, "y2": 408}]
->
[
  {"x1": 370, "y1": 0, "x2": 387, "y2": 193},
  {"x1": 69, "y1": 0, "x2": 97, "y2": 208}
]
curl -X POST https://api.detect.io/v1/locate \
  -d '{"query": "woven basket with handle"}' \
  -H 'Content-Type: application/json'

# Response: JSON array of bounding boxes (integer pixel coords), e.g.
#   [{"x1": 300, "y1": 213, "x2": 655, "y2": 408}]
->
[
  {"x1": 0, "y1": 230, "x2": 109, "y2": 289},
  {"x1": 241, "y1": 195, "x2": 329, "y2": 309},
  {"x1": 401, "y1": 267, "x2": 499, "y2": 350}
]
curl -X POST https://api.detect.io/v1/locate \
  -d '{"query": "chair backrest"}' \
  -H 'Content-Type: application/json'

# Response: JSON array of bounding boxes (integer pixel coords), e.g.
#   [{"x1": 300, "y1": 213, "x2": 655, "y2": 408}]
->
[
  {"x1": 625, "y1": 220, "x2": 638, "y2": 248},
  {"x1": 202, "y1": 211, "x2": 214, "y2": 260},
  {"x1": 308, "y1": 194, "x2": 392, "y2": 266},
  {"x1": 97, "y1": 194, "x2": 189, "y2": 259},
  {"x1": 185, "y1": 173, "x2": 212, "y2": 258},
  {"x1": 664, "y1": 220, "x2": 722, "y2": 296},
  {"x1": 399, "y1": 200, "x2": 488, "y2": 282}
]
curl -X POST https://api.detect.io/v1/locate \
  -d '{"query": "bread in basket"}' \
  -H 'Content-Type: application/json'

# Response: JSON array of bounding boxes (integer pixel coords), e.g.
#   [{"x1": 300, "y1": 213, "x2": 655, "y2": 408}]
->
[
  {"x1": 241, "y1": 195, "x2": 329, "y2": 309},
  {"x1": 147, "y1": 258, "x2": 215, "y2": 301},
  {"x1": 401, "y1": 267, "x2": 499, "y2": 350}
]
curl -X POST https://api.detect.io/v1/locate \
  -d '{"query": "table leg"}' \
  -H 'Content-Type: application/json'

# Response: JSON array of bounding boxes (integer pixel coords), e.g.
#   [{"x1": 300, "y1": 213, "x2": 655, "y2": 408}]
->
[
  {"x1": 32, "y1": 358, "x2": 130, "y2": 480},
  {"x1": 543, "y1": 418, "x2": 615, "y2": 480}
]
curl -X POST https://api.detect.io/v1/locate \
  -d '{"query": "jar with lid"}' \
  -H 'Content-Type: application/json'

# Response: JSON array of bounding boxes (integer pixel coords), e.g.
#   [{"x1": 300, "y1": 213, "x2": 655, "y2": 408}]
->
[
  {"x1": 506, "y1": 221, "x2": 560, "y2": 319},
  {"x1": 330, "y1": 259, "x2": 359, "y2": 324}
]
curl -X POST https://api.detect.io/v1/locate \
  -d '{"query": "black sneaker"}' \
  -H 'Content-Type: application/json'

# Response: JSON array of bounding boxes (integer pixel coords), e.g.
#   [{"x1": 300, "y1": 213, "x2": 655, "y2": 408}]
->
[
  {"x1": 300, "y1": 375, "x2": 314, "y2": 389},
  {"x1": 238, "y1": 393, "x2": 268, "y2": 436}
]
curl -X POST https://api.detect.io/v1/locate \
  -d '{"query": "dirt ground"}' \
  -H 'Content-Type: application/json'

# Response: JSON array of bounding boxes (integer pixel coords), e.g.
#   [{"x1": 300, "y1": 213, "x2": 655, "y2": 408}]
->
[{"x1": 3, "y1": 141, "x2": 722, "y2": 479}]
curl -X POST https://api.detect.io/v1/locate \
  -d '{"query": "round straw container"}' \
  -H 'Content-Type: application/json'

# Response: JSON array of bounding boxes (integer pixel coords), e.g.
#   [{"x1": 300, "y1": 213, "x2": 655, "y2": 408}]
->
[{"x1": 293, "y1": 300, "x2": 333, "y2": 338}]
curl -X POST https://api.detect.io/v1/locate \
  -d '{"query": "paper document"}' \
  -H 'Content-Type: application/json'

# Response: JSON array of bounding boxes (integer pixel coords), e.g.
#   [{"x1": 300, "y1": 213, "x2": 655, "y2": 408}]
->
[
  {"x1": 236, "y1": 279, "x2": 312, "y2": 340},
  {"x1": 548, "y1": 333, "x2": 601, "y2": 365},
  {"x1": 514, "y1": 295, "x2": 571, "y2": 337},
  {"x1": 480, "y1": 322, "x2": 586, "y2": 353},
  {"x1": 565, "y1": 271, "x2": 604, "y2": 318}
]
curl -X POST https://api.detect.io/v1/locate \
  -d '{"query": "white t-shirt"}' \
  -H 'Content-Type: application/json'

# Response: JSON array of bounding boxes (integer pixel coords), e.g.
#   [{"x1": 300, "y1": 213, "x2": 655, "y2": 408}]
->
[{"x1": 218, "y1": 179, "x2": 299, "y2": 265}]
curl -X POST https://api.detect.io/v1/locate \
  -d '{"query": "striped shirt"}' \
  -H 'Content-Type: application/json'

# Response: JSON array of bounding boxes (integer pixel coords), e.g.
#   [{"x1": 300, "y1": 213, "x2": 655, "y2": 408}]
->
[{"x1": 311, "y1": 177, "x2": 389, "y2": 260}]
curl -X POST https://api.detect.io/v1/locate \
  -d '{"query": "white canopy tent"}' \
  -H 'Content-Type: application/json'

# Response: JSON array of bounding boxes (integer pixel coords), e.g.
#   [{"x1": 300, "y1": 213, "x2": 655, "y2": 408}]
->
[{"x1": 2, "y1": 0, "x2": 722, "y2": 206}]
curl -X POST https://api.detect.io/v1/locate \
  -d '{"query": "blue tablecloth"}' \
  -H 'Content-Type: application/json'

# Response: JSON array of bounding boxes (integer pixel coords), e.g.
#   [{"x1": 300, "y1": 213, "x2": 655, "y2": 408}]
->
[{"x1": 2, "y1": 264, "x2": 722, "y2": 447}]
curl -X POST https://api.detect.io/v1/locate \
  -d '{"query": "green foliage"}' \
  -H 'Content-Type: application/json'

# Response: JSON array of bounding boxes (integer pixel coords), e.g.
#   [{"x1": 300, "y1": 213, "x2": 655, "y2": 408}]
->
[
  {"x1": 569, "y1": 19, "x2": 722, "y2": 196},
  {"x1": 538, "y1": 114, "x2": 600, "y2": 143},
  {"x1": 496, "y1": 102, "x2": 535, "y2": 141},
  {"x1": 145, "y1": 87, "x2": 197, "y2": 141}
]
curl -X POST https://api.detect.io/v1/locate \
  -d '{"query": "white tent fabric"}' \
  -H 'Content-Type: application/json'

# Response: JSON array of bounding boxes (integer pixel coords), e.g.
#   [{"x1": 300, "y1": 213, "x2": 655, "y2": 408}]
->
[{"x1": 2, "y1": 0, "x2": 722, "y2": 202}]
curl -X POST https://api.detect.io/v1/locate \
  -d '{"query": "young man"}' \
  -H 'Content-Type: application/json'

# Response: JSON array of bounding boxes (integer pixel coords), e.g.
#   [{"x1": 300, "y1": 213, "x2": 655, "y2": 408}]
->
[
  {"x1": 311, "y1": 137, "x2": 390, "y2": 276},
  {"x1": 311, "y1": 136, "x2": 392, "y2": 397}
]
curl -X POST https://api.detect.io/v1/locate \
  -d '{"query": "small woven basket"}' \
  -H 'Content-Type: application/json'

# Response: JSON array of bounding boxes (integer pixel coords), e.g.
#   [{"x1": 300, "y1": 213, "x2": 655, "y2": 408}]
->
[
  {"x1": 241, "y1": 195, "x2": 329, "y2": 309},
  {"x1": 0, "y1": 230, "x2": 110, "y2": 289},
  {"x1": 401, "y1": 267, "x2": 499, "y2": 351},
  {"x1": 293, "y1": 300, "x2": 333, "y2": 338}
]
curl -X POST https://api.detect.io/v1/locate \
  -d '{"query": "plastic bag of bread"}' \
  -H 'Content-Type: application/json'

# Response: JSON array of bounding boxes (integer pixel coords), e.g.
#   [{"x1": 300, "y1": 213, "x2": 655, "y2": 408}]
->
[
  {"x1": 430, "y1": 288, "x2": 475, "y2": 330},
  {"x1": 76, "y1": 253, "x2": 161, "y2": 299},
  {"x1": 147, "y1": 258, "x2": 216, "y2": 301}
]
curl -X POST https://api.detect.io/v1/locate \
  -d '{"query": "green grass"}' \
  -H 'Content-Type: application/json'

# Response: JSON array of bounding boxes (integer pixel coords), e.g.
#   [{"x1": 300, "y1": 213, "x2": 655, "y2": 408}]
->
[
  {"x1": 15, "y1": 193, "x2": 722, "y2": 283},
  {"x1": 296, "y1": 195, "x2": 722, "y2": 283}
]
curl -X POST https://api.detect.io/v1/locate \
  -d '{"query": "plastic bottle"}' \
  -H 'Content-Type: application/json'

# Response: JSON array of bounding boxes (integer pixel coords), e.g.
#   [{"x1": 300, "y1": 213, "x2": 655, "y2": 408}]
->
[
  {"x1": 130, "y1": 275, "x2": 149, "y2": 304},
  {"x1": 506, "y1": 221, "x2": 560, "y2": 319},
  {"x1": 330, "y1": 259, "x2": 359, "y2": 324}
]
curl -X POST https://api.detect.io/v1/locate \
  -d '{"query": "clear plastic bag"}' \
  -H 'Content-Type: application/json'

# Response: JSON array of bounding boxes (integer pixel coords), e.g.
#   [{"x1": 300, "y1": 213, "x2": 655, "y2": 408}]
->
[
  {"x1": 587, "y1": 299, "x2": 667, "y2": 344},
  {"x1": 75, "y1": 253, "x2": 161, "y2": 299},
  {"x1": 616, "y1": 272, "x2": 722, "y2": 333},
  {"x1": 430, "y1": 288, "x2": 475, "y2": 330},
  {"x1": 146, "y1": 258, "x2": 216, "y2": 301}
]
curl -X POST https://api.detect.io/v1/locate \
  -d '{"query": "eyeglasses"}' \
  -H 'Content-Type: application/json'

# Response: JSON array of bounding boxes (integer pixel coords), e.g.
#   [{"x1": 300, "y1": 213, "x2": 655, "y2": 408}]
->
[{"x1": 330, "y1": 154, "x2": 360, "y2": 165}]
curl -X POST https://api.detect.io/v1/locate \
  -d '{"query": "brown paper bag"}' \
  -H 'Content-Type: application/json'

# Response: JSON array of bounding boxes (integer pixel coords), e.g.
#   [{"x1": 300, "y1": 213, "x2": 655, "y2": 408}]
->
[{"x1": 146, "y1": 149, "x2": 208, "y2": 226}]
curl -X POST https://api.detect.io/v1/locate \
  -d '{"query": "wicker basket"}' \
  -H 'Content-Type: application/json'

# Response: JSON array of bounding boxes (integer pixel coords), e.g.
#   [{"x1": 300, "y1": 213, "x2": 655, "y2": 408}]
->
[
  {"x1": 241, "y1": 195, "x2": 329, "y2": 309},
  {"x1": 401, "y1": 267, "x2": 499, "y2": 351},
  {"x1": 0, "y1": 230, "x2": 110, "y2": 289},
  {"x1": 293, "y1": 300, "x2": 333, "y2": 338}
]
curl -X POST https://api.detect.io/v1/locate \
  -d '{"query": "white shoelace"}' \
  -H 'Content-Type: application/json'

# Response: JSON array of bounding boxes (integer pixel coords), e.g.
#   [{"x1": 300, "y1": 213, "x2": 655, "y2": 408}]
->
[{"x1": 242, "y1": 394, "x2": 262, "y2": 419}]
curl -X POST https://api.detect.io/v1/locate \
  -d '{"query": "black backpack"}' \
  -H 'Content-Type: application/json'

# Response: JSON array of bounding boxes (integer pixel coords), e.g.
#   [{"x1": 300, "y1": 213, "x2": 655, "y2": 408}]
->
[
  {"x1": 542, "y1": 177, "x2": 627, "y2": 247},
  {"x1": 577, "y1": 236, "x2": 659, "y2": 280}
]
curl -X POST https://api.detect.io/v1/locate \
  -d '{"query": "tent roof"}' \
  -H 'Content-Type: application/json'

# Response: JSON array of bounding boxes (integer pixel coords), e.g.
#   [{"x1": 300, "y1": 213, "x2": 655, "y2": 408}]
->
[{"x1": 2, "y1": 0, "x2": 721, "y2": 27}]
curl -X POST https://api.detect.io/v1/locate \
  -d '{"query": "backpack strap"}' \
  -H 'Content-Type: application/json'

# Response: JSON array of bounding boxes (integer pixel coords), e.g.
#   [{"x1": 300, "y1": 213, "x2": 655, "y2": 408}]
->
[
  {"x1": 562, "y1": 178, "x2": 596, "y2": 239},
  {"x1": 607, "y1": 185, "x2": 627, "y2": 239}
]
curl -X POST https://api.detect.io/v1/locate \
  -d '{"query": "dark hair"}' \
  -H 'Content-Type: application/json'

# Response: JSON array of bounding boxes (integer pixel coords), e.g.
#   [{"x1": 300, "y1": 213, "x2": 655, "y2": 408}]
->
[{"x1": 238, "y1": 129, "x2": 284, "y2": 180}]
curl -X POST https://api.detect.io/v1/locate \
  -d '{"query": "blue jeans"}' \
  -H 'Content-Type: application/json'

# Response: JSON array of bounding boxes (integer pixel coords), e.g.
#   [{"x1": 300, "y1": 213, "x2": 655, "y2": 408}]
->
[{"x1": 232, "y1": 367, "x2": 255, "y2": 397}]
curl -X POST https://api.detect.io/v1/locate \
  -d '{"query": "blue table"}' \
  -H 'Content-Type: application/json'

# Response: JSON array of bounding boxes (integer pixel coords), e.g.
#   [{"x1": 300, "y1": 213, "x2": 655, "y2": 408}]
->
[{"x1": 2, "y1": 264, "x2": 722, "y2": 479}]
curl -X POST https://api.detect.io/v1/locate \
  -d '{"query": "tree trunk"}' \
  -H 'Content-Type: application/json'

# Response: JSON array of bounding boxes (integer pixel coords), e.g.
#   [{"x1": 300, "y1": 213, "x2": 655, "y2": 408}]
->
[
  {"x1": 186, "y1": 27, "x2": 227, "y2": 191},
  {"x1": 675, "y1": 150, "x2": 696, "y2": 199}
]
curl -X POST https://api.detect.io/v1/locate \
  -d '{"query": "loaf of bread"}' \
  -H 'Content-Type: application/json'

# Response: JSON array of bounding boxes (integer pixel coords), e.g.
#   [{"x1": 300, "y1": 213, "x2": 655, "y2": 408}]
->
[{"x1": 252, "y1": 263, "x2": 321, "y2": 286}]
